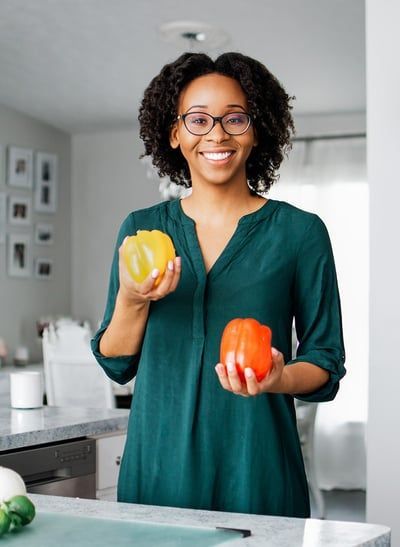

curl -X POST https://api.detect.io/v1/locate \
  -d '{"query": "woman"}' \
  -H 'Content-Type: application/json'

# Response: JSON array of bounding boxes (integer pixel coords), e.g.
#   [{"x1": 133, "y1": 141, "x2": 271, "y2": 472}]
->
[{"x1": 92, "y1": 52, "x2": 346, "y2": 517}]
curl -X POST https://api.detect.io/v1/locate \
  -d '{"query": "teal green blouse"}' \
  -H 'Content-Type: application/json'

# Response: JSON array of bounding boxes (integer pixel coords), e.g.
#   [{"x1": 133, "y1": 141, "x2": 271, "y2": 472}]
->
[{"x1": 91, "y1": 198, "x2": 346, "y2": 517}]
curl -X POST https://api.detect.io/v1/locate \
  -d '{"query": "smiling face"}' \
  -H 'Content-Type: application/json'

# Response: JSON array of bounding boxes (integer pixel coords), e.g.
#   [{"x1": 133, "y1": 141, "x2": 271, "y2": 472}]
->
[{"x1": 169, "y1": 73, "x2": 258, "y2": 189}]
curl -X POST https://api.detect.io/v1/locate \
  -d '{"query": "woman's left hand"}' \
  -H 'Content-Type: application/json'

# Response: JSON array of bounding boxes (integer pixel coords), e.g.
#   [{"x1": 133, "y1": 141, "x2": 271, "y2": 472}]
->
[{"x1": 215, "y1": 347, "x2": 288, "y2": 397}]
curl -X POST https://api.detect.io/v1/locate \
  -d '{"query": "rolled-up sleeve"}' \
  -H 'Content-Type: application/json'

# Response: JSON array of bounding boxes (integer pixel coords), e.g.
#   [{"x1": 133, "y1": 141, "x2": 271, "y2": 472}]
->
[
  {"x1": 287, "y1": 215, "x2": 346, "y2": 402},
  {"x1": 91, "y1": 214, "x2": 140, "y2": 385}
]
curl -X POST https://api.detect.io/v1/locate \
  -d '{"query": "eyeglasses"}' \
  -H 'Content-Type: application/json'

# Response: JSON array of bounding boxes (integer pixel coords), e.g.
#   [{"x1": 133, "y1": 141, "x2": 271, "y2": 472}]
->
[{"x1": 176, "y1": 112, "x2": 253, "y2": 136}]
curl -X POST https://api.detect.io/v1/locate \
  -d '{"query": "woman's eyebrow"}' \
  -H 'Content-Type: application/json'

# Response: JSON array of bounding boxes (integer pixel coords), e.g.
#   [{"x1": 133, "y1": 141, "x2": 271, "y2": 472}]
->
[
  {"x1": 186, "y1": 104, "x2": 246, "y2": 112},
  {"x1": 186, "y1": 105, "x2": 207, "y2": 111}
]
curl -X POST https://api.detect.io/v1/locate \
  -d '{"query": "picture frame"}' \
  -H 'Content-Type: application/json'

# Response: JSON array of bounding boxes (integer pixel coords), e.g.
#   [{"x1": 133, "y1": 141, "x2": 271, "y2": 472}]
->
[
  {"x1": 34, "y1": 152, "x2": 58, "y2": 213},
  {"x1": 7, "y1": 233, "x2": 31, "y2": 278},
  {"x1": 7, "y1": 146, "x2": 34, "y2": 189},
  {"x1": 34, "y1": 223, "x2": 54, "y2": 245},
  {"x1": 0, "y1": 192, "x2": 6, "y2": 245},
  {"x1": 8, "y1": 195, "x2": 32, "y2": 226},
  {"x1": 35, "y1": 258, "x2": 53, "y2": 280}
]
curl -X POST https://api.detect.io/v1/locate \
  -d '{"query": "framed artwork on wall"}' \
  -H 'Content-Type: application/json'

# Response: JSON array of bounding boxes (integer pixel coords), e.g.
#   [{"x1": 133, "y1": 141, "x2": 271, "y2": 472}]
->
[
  {"x1": 7, "y1": 146, "x2": 34, "y2": 189},
  {"x1": 34, "y1": 152, "x2": 58, "y2": 213},
  {"x1": 7, "y1": 233, "x2": 31, "y2": 278},
  {"x1": 35, "y1": 258, "x2": 53, "y2": 279},
  {"x1": 34, "y1": 223, "x2": 54, "y2": 245},
  {"x1": 8, "y1": 195, "x2": 32, "y2": 226},
  {"x1": 0, "y1": 192, "x2": 6, "y2": 245}
]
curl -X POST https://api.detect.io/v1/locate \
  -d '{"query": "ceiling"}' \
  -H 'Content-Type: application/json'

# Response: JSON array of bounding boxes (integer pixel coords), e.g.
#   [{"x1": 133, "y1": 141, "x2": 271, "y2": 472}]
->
[{"x1": 0, "y1": 0, "x2": 365, "y2": 134}]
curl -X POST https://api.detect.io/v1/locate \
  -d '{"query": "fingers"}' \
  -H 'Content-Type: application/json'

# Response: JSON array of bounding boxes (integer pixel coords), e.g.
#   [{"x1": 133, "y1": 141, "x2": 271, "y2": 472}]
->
[
  {"x1": 271, "y1": 347, "x2": 284, "y2": 368},
  {"x1": 215, "y1": 363, "x2": 249, "y2": 397},
  {"x1": 243, "y1": 368, "x2": 261, "y2": 396},
  {"x1": 168, "y1": 257, "x2": 182, "y2": 292},
  {"x1": 215, "y1": 350, "x2": 286, "y2": 397},
  {"x1": 118, "y1": 249, "x2": 181, "y2": 302},
  {"x1": 137, "y1": 268, "x2": 160, "y2": 295},
  {"x1": 215, "y1": 364, "x2": 233, "y2": 392},
  {"x1": 146, "y1": 257, "x2": 181, "y2": 300}
]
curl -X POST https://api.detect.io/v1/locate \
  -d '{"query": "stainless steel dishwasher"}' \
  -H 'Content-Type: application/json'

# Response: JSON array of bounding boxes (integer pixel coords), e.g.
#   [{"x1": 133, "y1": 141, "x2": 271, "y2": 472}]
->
[{"x1": 0, "y1": 437, "x2": 96, "y2": 499}]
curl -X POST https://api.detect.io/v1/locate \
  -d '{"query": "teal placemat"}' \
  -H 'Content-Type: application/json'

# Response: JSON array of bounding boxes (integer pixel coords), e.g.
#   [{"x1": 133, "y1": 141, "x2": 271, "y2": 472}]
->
[{"x1": 3, "y1": 511, "x2": 243, "y2": 546}]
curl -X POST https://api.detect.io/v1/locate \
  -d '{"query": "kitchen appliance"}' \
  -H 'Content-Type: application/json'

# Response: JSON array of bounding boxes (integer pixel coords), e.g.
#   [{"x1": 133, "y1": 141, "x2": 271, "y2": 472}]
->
[{"x1": 0, "y1": 437, "x2": 96, "y2": 499}]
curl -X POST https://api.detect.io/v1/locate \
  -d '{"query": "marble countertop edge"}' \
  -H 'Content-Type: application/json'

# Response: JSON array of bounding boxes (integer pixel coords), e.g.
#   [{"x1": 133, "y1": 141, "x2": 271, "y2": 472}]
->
[
  {"x1": 0, "y1": 406, "x2": 129, "y2": 450},
  {"x1": 29, "y1": 494, "x2": 391, "y2": 547}
]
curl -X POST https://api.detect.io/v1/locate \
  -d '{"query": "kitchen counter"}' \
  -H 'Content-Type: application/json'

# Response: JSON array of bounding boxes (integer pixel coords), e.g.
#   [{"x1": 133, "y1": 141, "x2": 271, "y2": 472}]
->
[
  {"x1": 0, "y1": 406, "x2": 129, "y2": 451},
  {"x1": 26, "y1": 494, "x2": 390, "y2": 546}
]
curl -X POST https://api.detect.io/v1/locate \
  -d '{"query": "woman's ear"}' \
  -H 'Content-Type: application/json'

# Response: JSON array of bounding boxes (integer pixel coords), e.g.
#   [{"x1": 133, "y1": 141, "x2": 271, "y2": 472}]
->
[{"x1": 169, "y1": 123, "x2": 180, "y2": 149}]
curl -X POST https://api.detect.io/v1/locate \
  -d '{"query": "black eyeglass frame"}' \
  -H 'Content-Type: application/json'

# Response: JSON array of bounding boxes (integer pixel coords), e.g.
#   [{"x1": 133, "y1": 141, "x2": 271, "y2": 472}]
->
[{"x1": 176, "y1": 112, "x2": 253, "y2": 136}]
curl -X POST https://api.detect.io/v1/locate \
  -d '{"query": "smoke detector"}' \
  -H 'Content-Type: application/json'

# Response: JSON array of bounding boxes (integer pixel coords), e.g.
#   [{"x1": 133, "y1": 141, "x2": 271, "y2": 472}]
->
[{"x1": 159, "y1": 21, "x2": 230, "y2": 50}]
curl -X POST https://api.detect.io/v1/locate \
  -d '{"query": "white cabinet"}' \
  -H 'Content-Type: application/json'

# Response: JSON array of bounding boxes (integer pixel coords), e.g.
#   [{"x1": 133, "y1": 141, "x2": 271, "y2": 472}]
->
[{"x1": 90, "y1": 431, "x2": 126, "y2": 501}]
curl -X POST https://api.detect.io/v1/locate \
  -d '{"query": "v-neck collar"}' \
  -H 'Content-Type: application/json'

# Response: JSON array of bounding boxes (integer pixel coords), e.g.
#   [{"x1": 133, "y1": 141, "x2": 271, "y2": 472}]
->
[
  {"x1": 168, "y1": 198, "x2": 280, "y2": 279},
  {"x1": 169, "y1": 197, "x2": 278, "y2": 225}
]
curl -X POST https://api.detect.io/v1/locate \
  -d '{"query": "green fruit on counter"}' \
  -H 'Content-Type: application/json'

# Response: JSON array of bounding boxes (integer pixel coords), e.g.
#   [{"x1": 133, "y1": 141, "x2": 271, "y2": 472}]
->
[
  {"x1": 10, "y1": 512, "x2": 23, "y2": 531},
  {"x1": 0, "y1": 508, "x2": 11, "y2": 536},
  {"x1": 6, "y1": 495, "x2": 36, "y2": 526}
]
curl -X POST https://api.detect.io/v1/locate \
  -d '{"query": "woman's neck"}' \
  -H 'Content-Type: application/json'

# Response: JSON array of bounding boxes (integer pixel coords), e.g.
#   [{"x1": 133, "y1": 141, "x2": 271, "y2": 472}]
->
[{"x1": 180, "y1": 184, "x2": 267, "y2": 225}]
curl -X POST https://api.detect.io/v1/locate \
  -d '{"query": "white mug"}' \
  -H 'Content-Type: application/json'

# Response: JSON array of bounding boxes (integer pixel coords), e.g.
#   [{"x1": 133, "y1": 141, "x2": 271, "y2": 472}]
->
[{"x1": 10, "y1": 371, "x2": 43, "y2": 409}]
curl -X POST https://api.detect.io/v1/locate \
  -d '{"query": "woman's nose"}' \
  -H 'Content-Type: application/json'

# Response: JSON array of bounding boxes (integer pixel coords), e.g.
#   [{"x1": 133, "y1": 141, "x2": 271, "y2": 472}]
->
[{"x1": 205, "y1": 121, "x2": 229, "y2": 142}]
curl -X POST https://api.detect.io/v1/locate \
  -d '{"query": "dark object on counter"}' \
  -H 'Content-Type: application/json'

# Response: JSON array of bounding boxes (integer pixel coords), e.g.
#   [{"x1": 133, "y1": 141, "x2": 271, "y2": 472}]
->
[{"x1": 115, "y1": 394, "x2": 132, "y2": 409}]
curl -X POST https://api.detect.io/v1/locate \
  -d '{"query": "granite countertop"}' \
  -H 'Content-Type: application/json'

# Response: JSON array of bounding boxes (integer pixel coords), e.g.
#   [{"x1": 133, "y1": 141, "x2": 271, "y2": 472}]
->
[
  {"x1": 28, "y1": 494, "x2": 390, "y2": 547},
  {"x1": 0, "y1": 406, "x2": 129, "y2": 451}
]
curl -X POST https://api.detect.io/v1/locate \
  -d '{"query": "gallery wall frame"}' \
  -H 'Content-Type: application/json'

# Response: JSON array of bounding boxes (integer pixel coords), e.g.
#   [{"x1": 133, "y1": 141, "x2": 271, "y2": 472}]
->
[
  {"x1": 0, "y1": 192, "x2": 6, "y2": 245},
  {"x1": 34, "y1": 222, "x2": 54, "y2": 245},
  {"x1": 7, "y1": 233, "x2": 31, "y2": 278},
  {"x1": 34, "y1": 152, "x2": 58, "y2": 213},
  {"x1": 35, "y1": 258, "x2": 53, "y2": 279},
  {"x1": 7, "y1": 146, "x2": 34, "y2": 189},
  {"x1": 8, "y1": 195, "x2": 32, "y2": 226}
]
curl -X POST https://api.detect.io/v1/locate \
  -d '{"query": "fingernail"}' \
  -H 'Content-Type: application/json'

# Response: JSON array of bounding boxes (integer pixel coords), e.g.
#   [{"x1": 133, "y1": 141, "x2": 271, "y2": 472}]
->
[
  {"x1": 227, "y1": 362, "x2": 235, "y2": 373},
  {"x1": 151, "y1": 269, "x2": 159, "y2": 279},
  {"x1": 272, "y1": 347, "x2": 279, "y2": 356},
  {"x1": 175, "y1": 256, "x2": 181, "y2": 267},
  {"x1": 215, "y1": 364, "x2": 224, "y2": 375},
  {"x1": 168, "y1": 260, "x2": 174, "y2": 271},
  {"x1": 245, "y1": 368, "x2": 253, "y2": 379}
]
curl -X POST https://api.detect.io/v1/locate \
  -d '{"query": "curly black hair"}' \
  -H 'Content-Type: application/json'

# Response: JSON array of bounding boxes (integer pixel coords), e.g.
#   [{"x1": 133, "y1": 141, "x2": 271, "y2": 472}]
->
[{"x1": 139, "y1": 52, "x2": 295, "y2": 194}]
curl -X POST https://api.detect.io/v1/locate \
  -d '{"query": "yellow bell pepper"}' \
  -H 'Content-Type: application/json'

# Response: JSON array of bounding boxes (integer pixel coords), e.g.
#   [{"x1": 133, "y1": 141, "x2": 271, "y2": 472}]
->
[{"x1": 122, "y1": 230, "x2": 176, "y2": 286}]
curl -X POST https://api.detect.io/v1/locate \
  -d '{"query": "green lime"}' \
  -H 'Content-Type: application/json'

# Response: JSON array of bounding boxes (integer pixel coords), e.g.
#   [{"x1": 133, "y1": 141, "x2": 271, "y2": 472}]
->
[
  {"x1": 0, "y1": 508, "x2": 11, "y2": 536},
  {"x1": 10, "y1": 512, "x2": 23, "y2": 532},
  {"x1": 6, "y1": 495, "x2": 36, "y2": 526}
]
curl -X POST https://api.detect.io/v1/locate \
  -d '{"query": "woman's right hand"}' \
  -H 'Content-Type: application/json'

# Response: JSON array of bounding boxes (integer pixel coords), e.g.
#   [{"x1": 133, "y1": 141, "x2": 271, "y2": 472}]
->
[{"x1": 117, "y1": 237, "x2": 182, "y2": 306}]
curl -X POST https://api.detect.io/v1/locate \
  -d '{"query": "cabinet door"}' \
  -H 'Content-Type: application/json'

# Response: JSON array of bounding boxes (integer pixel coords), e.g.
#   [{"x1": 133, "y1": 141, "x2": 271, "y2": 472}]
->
[{"x1": 96, "y1": 433, "x2": 126, "y2": 491}]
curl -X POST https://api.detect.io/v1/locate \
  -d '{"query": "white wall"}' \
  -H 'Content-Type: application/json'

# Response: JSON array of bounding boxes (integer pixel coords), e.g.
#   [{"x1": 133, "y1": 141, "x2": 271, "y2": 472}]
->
[
  {"x1": 295, "y1": 111, "x2": 366, "y2": 138},
  {"x1": 71, "y1": 130, "x2": 160, "y2": 328},
  {"x1": 0, "y1": 104, "x2": 71, "y2": 362},
  {"x1": 367, "y1": 0, "x2": 400, "y2": 542}
]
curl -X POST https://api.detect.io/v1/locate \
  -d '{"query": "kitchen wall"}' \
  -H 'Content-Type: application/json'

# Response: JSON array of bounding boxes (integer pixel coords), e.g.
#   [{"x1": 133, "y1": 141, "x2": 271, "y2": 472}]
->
[
  {"x1": 367, "y1": 0, "x2": 400, "y2": 542},
  {"x1": 71, "y1": 130, "x2": 160, "y2": 329},
  {"x1": 0, "y1": 104, "x2": 71, "y2": 362}
]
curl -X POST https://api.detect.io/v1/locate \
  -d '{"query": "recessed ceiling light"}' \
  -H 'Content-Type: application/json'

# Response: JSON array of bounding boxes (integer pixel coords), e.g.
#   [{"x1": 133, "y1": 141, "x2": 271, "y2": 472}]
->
[{"x1": 159, "y1": 21, "x2": 230, "y2": 50}]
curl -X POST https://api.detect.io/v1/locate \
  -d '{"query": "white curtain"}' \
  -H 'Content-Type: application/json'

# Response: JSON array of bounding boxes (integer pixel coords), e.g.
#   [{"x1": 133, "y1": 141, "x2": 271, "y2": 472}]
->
[{"x1": 269, "y1": 137, "x2": 368, "y2": 490}]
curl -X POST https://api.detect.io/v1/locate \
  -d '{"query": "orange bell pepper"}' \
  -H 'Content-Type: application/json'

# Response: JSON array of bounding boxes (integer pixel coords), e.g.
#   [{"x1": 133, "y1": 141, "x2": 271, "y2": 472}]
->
[
  {"x1": 122, "y1": 230, "x2": 176, "y2": 286},
  {"x1": 220, "y1": 318, "x2": 272, "y2": 382}
]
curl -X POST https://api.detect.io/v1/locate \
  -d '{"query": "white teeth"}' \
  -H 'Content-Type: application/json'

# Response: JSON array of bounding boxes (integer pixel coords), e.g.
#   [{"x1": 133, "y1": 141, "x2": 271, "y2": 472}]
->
[{"x1": 202, "y1": 151, "x2": 233, "y2": 160}]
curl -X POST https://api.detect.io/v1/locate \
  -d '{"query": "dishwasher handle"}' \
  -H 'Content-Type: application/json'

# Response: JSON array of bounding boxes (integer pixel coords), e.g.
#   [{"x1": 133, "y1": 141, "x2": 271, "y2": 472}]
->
[{"x1": 23, "y1": 467, "x2": 75, "y2": 486}]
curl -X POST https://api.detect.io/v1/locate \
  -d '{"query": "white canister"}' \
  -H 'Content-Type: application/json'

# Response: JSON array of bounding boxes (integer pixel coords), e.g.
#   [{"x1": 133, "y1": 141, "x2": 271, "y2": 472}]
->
[{"x1": 10, "y1": 371, "x2": 43, "y2": 409}]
